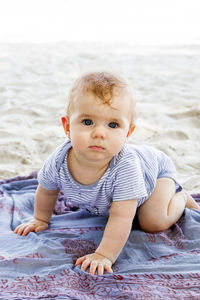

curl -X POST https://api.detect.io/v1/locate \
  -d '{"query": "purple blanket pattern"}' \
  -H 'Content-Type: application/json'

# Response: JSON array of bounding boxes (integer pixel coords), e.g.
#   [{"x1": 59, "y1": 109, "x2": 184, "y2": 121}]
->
[{"x1": 0, "y1": 173, "x2": 200, "y2": 299}]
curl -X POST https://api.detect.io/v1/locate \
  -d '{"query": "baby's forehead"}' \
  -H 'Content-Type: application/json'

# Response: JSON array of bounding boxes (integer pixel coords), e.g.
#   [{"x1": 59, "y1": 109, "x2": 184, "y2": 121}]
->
[
  {"x1": 72, "y1": 90, "x2": 135, "y2": 121},
  {"x1": 67, "y1": 81, "x2": 135, "y2": 124},
  {"x1": 77, "y1": 87, "x2": 133, "y2": 103}
]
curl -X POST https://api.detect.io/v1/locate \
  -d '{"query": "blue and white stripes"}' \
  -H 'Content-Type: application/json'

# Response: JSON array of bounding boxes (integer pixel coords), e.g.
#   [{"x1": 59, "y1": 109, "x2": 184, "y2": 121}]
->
[{"x1": 38, "y1": 140, "x2": 180, "y2": 216}]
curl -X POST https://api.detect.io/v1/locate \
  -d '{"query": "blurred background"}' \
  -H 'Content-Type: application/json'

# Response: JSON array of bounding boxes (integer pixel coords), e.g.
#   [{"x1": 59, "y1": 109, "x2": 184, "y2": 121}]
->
[
  {"x1": 0, "y1": 0, "x2": 200, "y2": 45},
  {"x1": 0, "y1": 0, "x2": 200, "y2": 191}
]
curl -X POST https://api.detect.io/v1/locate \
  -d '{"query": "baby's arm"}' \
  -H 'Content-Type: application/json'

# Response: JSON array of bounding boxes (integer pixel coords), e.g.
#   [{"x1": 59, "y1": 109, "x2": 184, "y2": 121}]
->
[
  {"x1": 75, "y1": 199, "x2": 138, "y2": 275},
  {"x1": 14, "y1": 185, "x2": 59, "y2": 236}
]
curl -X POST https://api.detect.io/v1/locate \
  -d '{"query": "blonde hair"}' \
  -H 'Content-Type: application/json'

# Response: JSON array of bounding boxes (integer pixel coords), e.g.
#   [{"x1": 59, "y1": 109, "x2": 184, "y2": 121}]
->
[{"x1": 66, "y1": 71, "x2": 136, "y2": 124}]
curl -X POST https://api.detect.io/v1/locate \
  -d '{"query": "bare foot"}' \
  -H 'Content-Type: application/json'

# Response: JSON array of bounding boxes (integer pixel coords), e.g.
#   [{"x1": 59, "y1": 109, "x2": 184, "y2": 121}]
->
[{"x1": 184, "y1": 191, "x2": 200, "y2": 210}]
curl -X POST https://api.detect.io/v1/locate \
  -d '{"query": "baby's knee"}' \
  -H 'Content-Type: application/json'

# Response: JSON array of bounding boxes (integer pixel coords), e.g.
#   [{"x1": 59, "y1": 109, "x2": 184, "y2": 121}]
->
[{"x1": 138, "y1": 215, "x2": 171, "y2": 233}]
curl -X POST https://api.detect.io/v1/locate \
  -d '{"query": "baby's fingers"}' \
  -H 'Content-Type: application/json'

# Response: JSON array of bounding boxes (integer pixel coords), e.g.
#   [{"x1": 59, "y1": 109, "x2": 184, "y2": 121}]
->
[
  {"x1": 89, "y1": 261, "x2": 98, "y2": 275},
  {"x1": 97, "y1": 263, "x2": 113, "y2": 275},
  {"x1": 104, "y1": 264, "x2": 113, "y2": 274},
  {"x1": 13, "y1": 224, "x2": 25, "y2": 235},
  {"x1": 22, "y1": 225, "x2": 37, "y2": 236},
  {"x1": 80, "y1": 259, "x2": 91, "y2": 272},
  {"x1": 14, "y1": 224, "x2": 32, "y2": 236},
  {"x1": 97, "y1": 263, "x2": 104, "y2": 276},
  {"x1": 13, "y1": 225, "x2": 22, "y2": 234},
  {"x1": 75, "y1": 256, "x2": 87, "y2": 266}
]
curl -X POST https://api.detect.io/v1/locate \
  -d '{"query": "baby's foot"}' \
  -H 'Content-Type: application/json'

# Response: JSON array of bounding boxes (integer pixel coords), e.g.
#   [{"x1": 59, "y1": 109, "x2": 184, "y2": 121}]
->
[{"x1": 184, "y1": 191, "x2": 200, "y2": 210}]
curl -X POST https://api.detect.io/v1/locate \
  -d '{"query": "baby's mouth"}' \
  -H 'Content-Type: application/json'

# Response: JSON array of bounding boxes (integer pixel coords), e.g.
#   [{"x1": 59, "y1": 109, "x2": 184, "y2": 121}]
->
[{"x1": 89, "y1": 145, "x2": 105, "y2": 151}]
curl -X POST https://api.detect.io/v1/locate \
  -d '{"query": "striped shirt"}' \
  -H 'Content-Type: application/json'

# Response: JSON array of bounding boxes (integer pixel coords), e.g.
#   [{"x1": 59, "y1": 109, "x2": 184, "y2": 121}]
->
[{"x1": 38, "y1": 139, "x2": 180, "y2": 216}]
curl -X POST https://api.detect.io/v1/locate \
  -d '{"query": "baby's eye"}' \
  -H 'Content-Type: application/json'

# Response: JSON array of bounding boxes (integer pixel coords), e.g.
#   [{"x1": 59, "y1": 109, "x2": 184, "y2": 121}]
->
[
  {"x1": 108, "y1": 122, "x2": 119, "y2": 128},
  {"x1": 82, "y1": 119, "x2": 93, "y2": 126}
]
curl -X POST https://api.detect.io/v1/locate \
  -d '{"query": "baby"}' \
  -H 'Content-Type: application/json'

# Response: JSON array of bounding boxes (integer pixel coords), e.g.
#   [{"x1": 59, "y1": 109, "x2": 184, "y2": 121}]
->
[{"x1": 14, "y1": 71, "x2": 200, "y2": 275}]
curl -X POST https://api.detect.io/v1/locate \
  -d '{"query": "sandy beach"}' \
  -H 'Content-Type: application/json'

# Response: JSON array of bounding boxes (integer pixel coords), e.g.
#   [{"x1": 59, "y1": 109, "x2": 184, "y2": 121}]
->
[{"x1": 0, "y1": 42, "x2": 199, "y2": 192}]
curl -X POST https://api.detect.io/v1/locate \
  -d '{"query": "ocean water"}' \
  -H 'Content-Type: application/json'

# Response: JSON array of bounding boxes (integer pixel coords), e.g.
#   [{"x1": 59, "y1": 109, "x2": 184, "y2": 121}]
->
[{"x1": 0, "y1": 0, "x2": 200, "y2": 46}]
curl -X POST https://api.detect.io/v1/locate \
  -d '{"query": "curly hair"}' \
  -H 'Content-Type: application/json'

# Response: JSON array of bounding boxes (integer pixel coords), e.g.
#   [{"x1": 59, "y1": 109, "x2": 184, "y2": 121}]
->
[{"x1": 66, "y1": 71, "x2": 135, "y2": 123}]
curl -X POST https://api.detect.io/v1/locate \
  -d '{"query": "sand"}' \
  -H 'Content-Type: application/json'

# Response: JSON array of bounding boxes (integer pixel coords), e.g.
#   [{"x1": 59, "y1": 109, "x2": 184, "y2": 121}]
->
[{"x1": 0, "y1": 42, "x2": 199, "y2": 192}]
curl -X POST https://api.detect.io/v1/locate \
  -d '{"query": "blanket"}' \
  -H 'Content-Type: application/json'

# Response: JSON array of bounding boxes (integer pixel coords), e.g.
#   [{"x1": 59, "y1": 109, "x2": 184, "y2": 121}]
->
[{"x1": 0, "y1": 173, "x2": 200, "y2": 299}]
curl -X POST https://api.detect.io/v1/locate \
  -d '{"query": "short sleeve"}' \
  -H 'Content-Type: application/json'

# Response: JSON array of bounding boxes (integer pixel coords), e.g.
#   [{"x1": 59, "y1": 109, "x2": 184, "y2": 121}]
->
[
  {"x1": 112, "y1": 153, "x2": 147, "y2": 202},
  {"x1": 37, "y1": 151, "x2": 59, "y2": 191}
]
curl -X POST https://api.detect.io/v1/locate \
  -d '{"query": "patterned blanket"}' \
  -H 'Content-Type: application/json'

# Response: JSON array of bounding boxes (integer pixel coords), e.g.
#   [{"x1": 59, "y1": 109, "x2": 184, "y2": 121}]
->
[{"x1": 0, "y1": 173, "x2": 200, "y2": 299}]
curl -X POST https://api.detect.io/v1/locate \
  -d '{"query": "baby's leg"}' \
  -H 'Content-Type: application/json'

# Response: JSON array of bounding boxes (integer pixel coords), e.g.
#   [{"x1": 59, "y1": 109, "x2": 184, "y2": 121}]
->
[{"x1": 137, "y1": 178, "x2": 200, "y2": 233}]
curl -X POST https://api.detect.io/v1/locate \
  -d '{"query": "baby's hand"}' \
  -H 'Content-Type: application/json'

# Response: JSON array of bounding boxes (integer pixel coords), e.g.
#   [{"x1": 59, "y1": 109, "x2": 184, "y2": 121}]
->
[
  {"x1": 14, "y1": 218, "x2": 48, "y2": 236},
  {"x1": 75, "y1": 252, "x2": 113, "y2": 275}
]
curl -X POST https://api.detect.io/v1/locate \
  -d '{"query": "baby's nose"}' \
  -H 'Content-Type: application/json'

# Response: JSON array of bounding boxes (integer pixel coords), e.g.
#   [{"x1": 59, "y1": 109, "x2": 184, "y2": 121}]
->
[{"x1": 91, "y1": 126, "x2": 106, "y2": 139}]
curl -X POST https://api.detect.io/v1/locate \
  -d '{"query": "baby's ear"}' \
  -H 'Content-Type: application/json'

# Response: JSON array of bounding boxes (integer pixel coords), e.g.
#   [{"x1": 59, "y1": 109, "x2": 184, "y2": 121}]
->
[
  {"x1": 126, "y1": 124, "x2": 135, "y2": 138},
  {"x1": 61, "y1": 116, "x2": 70, "y2": 138}
]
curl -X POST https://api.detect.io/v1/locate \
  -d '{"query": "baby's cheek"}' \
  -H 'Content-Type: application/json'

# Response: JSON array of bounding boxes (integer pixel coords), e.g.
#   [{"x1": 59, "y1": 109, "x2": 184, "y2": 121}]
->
[
  {"x1": 74, "y1": 138, "x2": 86, "y2": 151},
  {"x1": 110, "y1": 136, "x2": 125, "y2": 155}
]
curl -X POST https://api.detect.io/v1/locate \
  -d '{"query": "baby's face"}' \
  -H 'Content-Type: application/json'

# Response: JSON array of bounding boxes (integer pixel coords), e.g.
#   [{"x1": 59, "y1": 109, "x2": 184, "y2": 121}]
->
[{"x1": 63, "y1": 91, "x2": 134, "y2": 165}]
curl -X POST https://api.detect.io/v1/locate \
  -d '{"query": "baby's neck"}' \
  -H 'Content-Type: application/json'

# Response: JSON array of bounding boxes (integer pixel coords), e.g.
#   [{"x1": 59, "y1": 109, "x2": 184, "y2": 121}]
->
[{"x1": 67, "y1": 149, "x2": 110, "y2": 185}]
